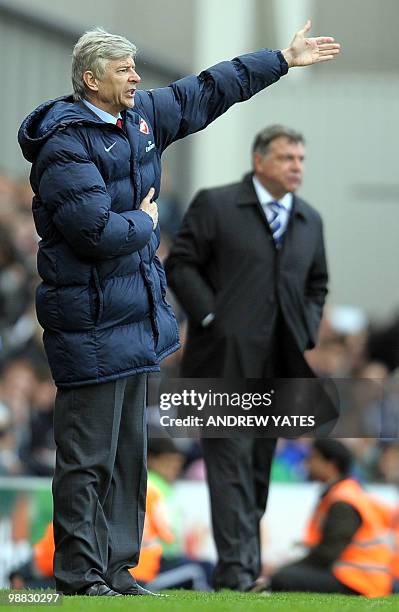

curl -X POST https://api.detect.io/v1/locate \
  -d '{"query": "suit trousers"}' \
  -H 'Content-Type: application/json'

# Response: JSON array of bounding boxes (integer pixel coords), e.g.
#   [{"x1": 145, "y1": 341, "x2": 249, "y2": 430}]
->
[
  {"x1": 52, "y1": 374, "x2": 147, "y2": 594},
  {"x1": 202, "y1": 312, "x2": 312, "y2": 590},
  {"x1": 202, "y1": 436, "x2": 277, "y2": 590}
]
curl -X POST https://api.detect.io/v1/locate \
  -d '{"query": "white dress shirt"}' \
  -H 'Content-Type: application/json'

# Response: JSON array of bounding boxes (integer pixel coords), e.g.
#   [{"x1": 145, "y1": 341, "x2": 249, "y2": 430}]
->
[
  {"x1": 82, "y1": 99, "x2": 121, "y2": 124},
  {"x1": 252, "y1": 175, "x2": 293, "y2": 235}
]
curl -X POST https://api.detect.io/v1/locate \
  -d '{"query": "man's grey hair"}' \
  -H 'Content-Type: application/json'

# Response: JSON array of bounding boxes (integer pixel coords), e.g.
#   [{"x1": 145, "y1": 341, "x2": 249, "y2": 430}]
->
[
  {"x1": 72, "y1": 27, "x2": 137, "y2": 101},
  {"x1": 252, "y1": 125, "x2": 305, "y2": 157}
]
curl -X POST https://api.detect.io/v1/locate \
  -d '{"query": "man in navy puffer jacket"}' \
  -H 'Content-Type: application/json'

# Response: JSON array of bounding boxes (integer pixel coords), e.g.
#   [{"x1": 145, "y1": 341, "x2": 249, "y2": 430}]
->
[{"x1": 18, "y1": 24, "x2": 340, "y2": 596}]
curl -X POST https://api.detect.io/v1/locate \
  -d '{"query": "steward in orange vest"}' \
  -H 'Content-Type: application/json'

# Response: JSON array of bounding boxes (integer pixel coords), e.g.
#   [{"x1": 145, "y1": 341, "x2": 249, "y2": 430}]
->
[
  {"x1": 304, "y1": 478, "x2": 392, "y2": 597},
  {"x1": 270, "y1": 439, "x2": 393, "y2": 597},
  {"x1": 129, "y1": 480, "x2": 174, "y2": 583},
  {"x1": 9, "y1": 523, "x2": 55, "y2": 589},
  {"x1": 389, "y1": 508, "x2": 399, "y2": 592},
  {"x1": 368, "y1": 495, "x2": 399, "y2": 593}
]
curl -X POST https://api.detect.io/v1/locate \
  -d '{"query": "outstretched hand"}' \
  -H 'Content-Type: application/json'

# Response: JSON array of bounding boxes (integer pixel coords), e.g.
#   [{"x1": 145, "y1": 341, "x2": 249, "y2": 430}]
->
[{"x1": 282, "y1": 20, "x2": 341, "y2": 68}]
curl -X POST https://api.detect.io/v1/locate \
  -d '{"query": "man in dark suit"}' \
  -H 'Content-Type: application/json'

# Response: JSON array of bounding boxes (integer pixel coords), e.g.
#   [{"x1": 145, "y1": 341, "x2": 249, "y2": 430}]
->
[{"x1": 165, "y1": 125, "x2": 329, "y2": 591}]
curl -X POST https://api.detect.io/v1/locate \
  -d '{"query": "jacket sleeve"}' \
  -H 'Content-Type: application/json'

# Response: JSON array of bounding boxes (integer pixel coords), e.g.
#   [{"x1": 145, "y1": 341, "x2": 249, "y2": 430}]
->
[
  {"x1": 303, "y1": 502, "x2": 362, "y2": 568},
  {"x1": 140, "y1": 49, "x2": 288, "y2": 152},
  {"x1": 38, "y1": 132, "x2": 154, "y2": 260},
  {"x1": 305, "y1": 217, "x2": 329, "y2": 347},
  {"x1": 165, "y1": 190, "x2": 216, "y2": 325},
  {"x1": 148, "y1": 224, "x2": 161, "y2": 260}
]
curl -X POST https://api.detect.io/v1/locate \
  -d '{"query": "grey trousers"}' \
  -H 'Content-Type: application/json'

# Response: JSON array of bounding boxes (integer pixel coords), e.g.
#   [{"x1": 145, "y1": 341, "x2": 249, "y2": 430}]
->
[
  {"x1": 202, "y1": 437, "x2": 277, "y2": 591},
  {"x1": 52, "y1": 374, "x2": 147, "y2": 594}
]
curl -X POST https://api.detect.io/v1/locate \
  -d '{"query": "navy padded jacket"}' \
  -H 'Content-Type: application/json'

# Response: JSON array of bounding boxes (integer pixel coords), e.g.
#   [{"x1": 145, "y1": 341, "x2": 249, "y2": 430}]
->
[{"x1": 18, "y1": 49, "x2": 288, "y2": 388}]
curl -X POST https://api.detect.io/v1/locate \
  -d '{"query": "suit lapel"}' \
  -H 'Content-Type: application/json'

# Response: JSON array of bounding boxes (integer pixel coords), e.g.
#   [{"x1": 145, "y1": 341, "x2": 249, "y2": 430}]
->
[
  {"x1": 236, "y1": 173, "x2": 272, "y2": 233},
  {"x1": 280, "y1": 194, "x2": 310, "y2": 260}
]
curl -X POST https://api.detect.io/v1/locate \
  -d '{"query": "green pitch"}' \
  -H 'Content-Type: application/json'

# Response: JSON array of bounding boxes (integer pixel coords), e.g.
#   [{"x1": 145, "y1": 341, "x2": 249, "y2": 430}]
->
[{"x1": 1, "y1": 590, "x2": 398, "y2": 612}]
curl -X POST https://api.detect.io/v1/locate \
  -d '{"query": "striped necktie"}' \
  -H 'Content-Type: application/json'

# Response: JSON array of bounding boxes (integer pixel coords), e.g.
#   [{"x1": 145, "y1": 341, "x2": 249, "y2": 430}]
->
[{"x1": 268, "y1": 201, "x2": 285, "y2": 248}]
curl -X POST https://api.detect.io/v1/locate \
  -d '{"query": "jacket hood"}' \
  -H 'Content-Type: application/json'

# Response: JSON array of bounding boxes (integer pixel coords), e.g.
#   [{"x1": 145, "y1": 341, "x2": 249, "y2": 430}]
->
[{"x1": 18, "y1": 95, "x2": 106, "y2": 162}]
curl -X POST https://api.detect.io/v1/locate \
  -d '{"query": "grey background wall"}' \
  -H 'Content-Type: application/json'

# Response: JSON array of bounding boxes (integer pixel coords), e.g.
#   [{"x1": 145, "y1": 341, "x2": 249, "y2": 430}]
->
[{"x1": 1, "y1": 0, "x2": 398, "y2": 318}]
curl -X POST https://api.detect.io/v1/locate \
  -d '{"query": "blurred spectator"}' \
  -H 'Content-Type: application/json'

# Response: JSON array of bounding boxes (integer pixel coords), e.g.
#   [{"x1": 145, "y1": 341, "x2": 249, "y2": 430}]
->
[
  {"x1": 13, "y1": 176, "x2": 34, "y2": 216},
  {"x1": 1, "y1": 359, "x2": 36, "y2": 437},
  {"x1": 369, "y1": 314, "x2": 399, "y2": 372},
  {"x1": 0, "y1": 227, "x2": 32, "y2": 352},
  {"x1": 272, "y1": 439, "x2": 311, "y2": 482},
  {"x1": 270, "y1": 439, "x2": 393, "y2": 598},
  {"x1": 9, "y1": 522, "x2": 55, "y2": 590},
  {"x1": 0, "y1": 173, "x2": 16, "y2": 226},
  {"x1": 144, "y1": 436, "x2": 213, "y2": 590},
  {"x1": 0, "y1": 356, "x2": 55, "y2": 477},
  {"x1": 359, "y1": 362, "x2": 397, "y2": 441},
  {"x1": 19, "y1": 367, "x2": 56, "y2": 477},
  {"x1": 0, "y1": 399, "x2": 22, "y2": 475},
  {"x1": 0, "y1": 359, "x2": 34, "y2": 475},
  {"x1": 306, "y1": 305, "x2": 370, "y2": 376},
  {"x1": 146, "y1": 436, "x2": 186, "y2": 557},
  {"x1": 379, "y1": 442, "x2": 399, "y2": 487},
  {"x1": 11, "y1": 217, "x2": 39, "y2": 275},
  {"x1": 306, "y1": 337, "x2": 351, "y2": 377}
]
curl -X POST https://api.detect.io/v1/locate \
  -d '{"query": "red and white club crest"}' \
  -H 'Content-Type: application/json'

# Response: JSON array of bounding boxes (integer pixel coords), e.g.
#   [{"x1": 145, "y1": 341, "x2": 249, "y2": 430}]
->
[{"x1": 139, "y1": 118, "x2": 149, "y2": 134}]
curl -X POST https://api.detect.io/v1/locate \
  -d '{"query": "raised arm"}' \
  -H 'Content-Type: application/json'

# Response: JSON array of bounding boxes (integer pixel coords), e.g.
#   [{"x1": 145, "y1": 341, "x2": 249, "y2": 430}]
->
[
  {"x1": 138, "y1": 48, "x2": 288, "y2": 153},
  {"x1": 137, "y1": 20, "x2": 340, "y2": 153}
]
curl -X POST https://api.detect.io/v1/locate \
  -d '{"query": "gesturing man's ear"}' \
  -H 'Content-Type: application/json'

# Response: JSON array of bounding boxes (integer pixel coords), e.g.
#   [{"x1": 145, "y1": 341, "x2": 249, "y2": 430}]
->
[{"x1": 83, "y1": 70, "x2": 99, "y2": 92}]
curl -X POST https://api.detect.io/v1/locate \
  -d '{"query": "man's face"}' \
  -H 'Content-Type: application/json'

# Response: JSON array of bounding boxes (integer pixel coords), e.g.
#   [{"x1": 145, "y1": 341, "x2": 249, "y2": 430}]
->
[
  {"x1": 148, "y1": 453, "x2": 184, "y2": 483},
  {"x1": 86, "y1": 56, "x2": 141, "y2": 116},
  {"x1": 306, "y1": 448, "x2": 330, "y2": 482},
  {"x1": 253, "y1": 136, "x2": 305, "y2": 197}
]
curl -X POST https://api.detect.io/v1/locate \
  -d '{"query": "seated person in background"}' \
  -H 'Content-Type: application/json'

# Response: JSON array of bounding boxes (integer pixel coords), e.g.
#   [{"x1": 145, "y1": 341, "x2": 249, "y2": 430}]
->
[
  {"x1": 9, "y1": 483, "x2": 173, "y2": 592},
  {"x1": 9, "y1": 437, "x2": 211, "y2": 591},
  {"x1": 130, "y1": 477, "x2": 174, "y2": 585},
  {"x1": 270, "y1": 439, "x2": 392, "y2": 598},
  {"x1": 9, "y1": 523, "x2": 55, "y2": 590},
  {"x1": 142, "y1": 437, "x2": 212, "y2": 591}
]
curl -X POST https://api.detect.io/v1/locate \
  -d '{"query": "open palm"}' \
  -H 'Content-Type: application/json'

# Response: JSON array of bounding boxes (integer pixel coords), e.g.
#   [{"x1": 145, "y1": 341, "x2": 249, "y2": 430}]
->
[{"x1": 285, "y1": 20, "x2": 341, "y2": 67}]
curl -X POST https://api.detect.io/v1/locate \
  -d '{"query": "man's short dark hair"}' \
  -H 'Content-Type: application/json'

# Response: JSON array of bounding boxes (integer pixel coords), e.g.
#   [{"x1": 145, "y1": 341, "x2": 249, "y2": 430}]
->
[
  {"x1": 148, "y1": 437, "x2": 179, "y2": 457},
  {"x1": 313, "y1": 439, "x2": 354, "y2": 476},
  {"x1": 252, "y1": 124, "x2": 305, "y2": 156}
]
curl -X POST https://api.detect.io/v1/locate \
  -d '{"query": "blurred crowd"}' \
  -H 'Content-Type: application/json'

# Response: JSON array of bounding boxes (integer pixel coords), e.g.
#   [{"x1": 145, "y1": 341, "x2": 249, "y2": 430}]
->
[{"x1": 1, "y1": 168, "x2": 399, "y2": 486}]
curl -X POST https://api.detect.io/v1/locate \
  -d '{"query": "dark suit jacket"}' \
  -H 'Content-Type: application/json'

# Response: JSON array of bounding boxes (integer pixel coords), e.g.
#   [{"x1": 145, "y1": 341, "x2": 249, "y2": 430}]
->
[{"x1": 165, "y1": 173, "x2": 328, "y2": 378}]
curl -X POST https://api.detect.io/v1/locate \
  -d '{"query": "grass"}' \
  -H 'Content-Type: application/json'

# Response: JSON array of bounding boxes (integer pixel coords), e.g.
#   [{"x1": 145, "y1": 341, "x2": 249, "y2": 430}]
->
[{"x1": 0, "y1": 590, "x2": 398, "y2": 612}]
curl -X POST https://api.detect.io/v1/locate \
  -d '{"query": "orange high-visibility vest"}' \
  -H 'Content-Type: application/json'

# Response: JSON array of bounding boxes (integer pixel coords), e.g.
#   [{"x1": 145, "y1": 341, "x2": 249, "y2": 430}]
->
[
  {"x1": 129, "y1": 481, "x2": 174, "y2": 583},
  {"x1": 388, "y1": 508, "x2": 399, "y2": 580},
  {"x1": 304, "y1": 479, "x2": 392, "y2": 598},
  {"x1": 33, "y1": 523, "x2": 54, "y2": 577},
  {"x1": 365, "y1": 496, "x2": 399, "y2": 584}
]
